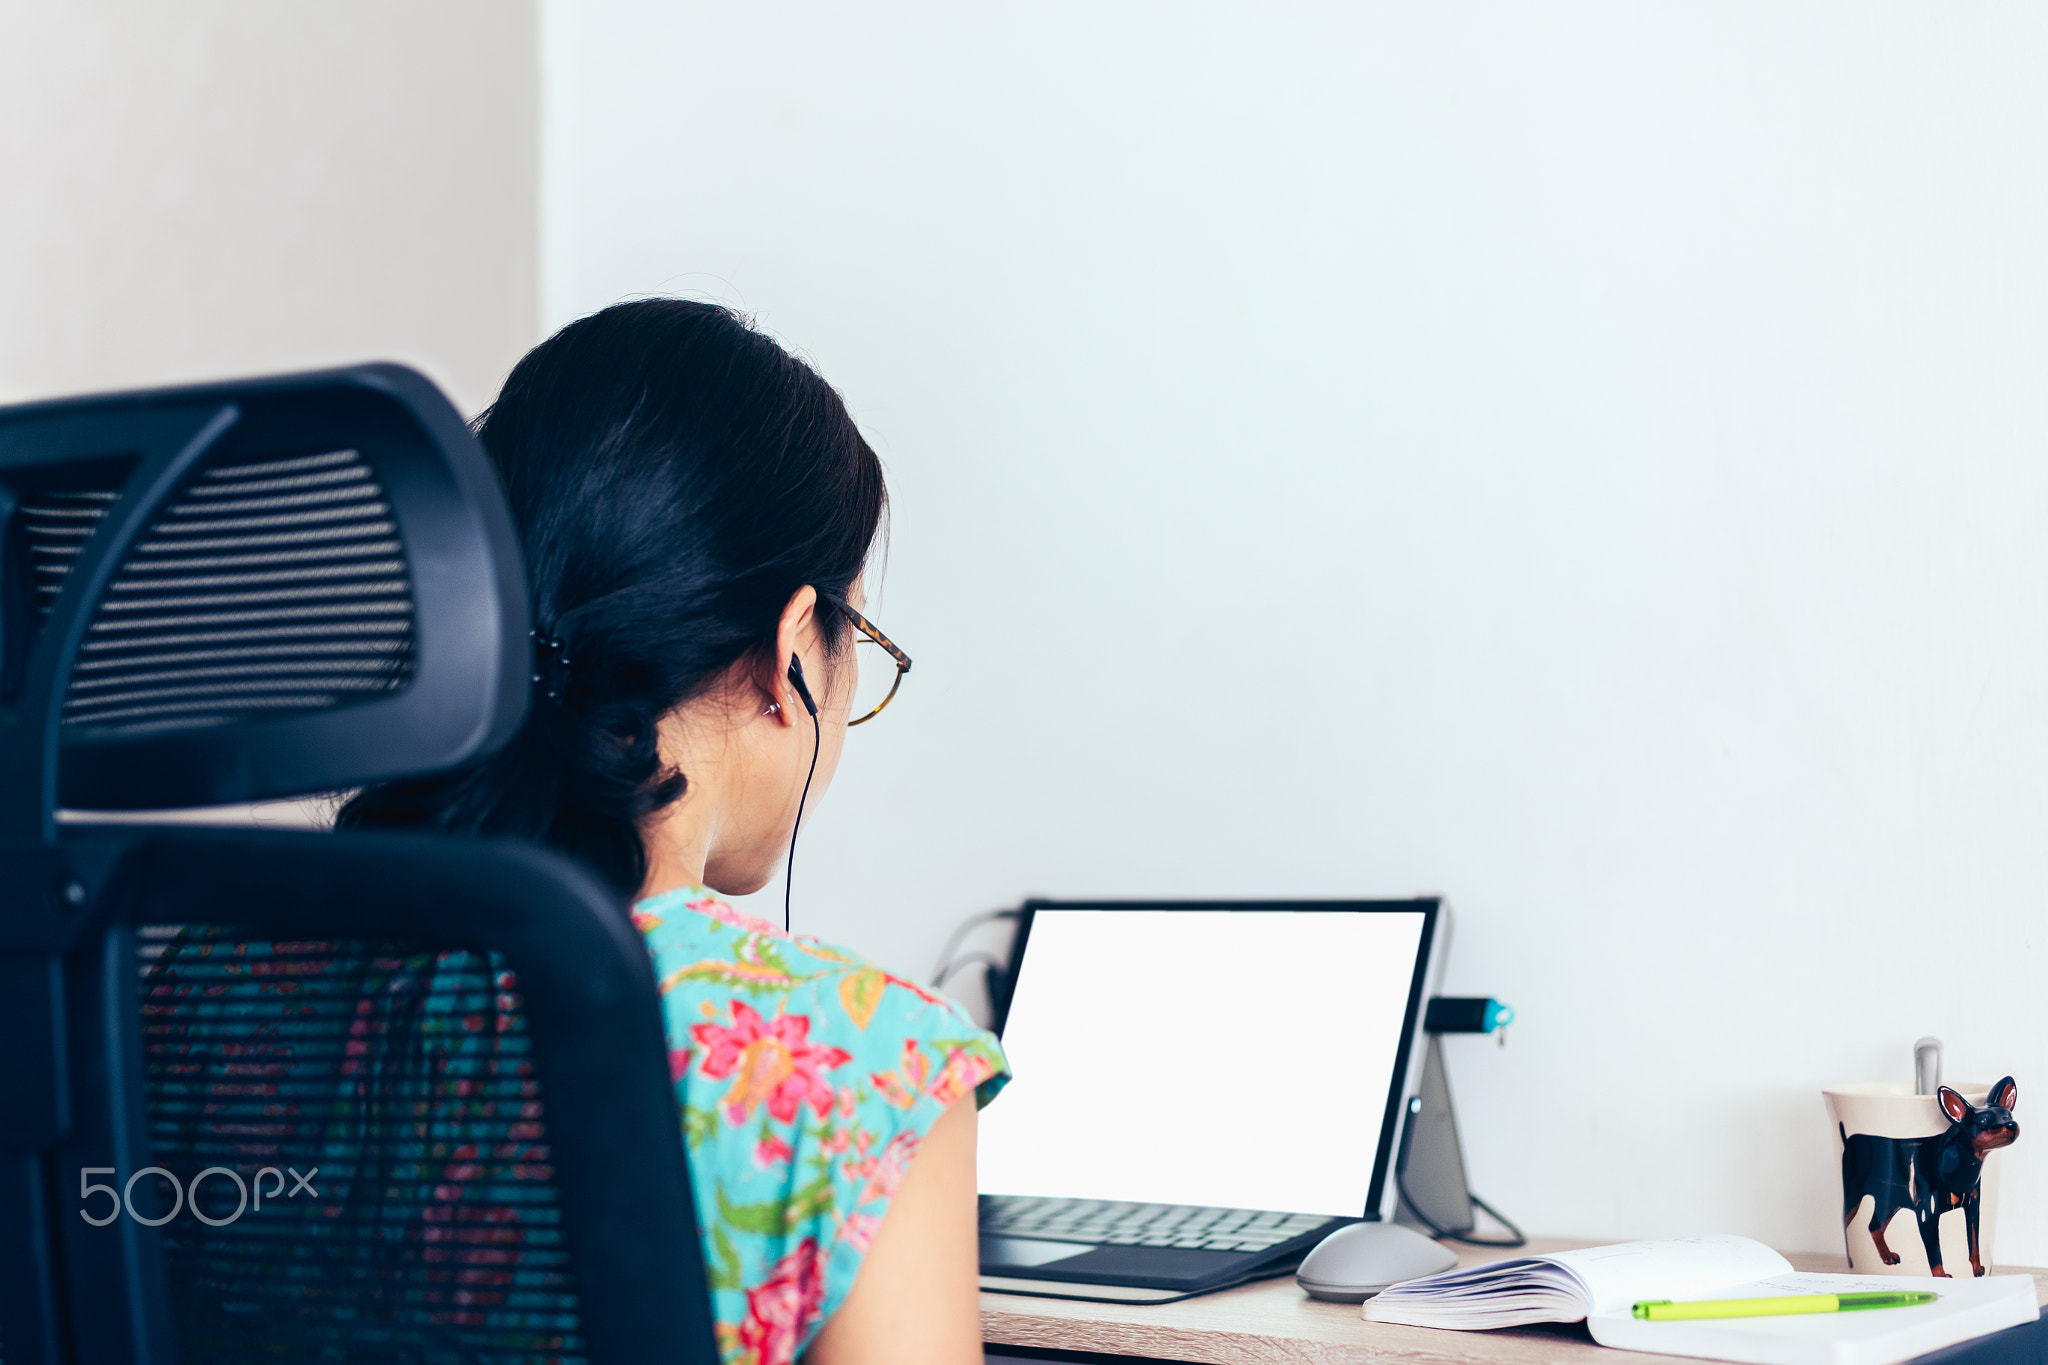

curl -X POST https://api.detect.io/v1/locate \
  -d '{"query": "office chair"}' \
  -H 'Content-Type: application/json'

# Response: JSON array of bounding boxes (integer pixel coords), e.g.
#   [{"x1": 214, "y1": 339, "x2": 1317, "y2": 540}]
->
[{"x1": 0, "y1": 367, "x2": 717, "y2": 1364}]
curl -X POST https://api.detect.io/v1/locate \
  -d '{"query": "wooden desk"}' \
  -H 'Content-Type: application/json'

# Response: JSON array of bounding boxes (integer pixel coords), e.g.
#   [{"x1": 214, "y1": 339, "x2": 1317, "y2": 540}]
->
[{"x1": 980, "y1": 1238, "x2": 2048, "y2": 1364}]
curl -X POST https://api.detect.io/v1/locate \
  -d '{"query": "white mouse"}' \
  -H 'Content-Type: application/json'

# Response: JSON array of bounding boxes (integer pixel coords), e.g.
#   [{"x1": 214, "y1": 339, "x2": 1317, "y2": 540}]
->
[{"x1": 1295, "y1": 1221, "x2": 1459, "y2": 1303}]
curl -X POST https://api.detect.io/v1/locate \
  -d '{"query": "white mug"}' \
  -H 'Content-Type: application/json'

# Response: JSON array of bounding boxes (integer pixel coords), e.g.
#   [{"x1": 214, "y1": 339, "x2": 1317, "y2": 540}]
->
[{"x1": 1823, "y1": 1081, "x2": 2007, "y2": 1277}]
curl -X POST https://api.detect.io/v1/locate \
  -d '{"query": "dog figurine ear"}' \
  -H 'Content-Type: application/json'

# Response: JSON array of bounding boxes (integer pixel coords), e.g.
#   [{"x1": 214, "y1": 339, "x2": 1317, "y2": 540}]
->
[
  {"x1": 1938, "y1": 1086, "x2": 1973, "y2": 1125},
  {"x1": 1988, "y1": 1077, "x2": 2018, "y2": 1112}
]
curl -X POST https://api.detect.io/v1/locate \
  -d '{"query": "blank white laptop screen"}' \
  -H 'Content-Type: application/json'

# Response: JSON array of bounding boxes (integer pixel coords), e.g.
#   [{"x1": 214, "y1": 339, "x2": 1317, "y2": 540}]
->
[{"x1": 978, "y1": 906, "x2": 1430, "y2": 1217}]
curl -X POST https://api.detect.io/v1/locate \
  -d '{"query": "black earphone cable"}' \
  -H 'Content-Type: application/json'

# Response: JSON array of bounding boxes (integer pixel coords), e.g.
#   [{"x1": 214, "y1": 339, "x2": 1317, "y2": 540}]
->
[
  {"x1": 785, "y1": 707, "x2": 818, "y2": 935},
  {"x1": 783, "y1": 654, "x2": 821, "y2": 935}
]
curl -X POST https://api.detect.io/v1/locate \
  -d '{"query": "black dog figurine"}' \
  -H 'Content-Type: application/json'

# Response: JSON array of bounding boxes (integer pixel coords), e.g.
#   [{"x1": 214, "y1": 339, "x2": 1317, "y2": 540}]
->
[{"x1": 1840, "y1": 1077, "x2": 2019, "y2": 1277}]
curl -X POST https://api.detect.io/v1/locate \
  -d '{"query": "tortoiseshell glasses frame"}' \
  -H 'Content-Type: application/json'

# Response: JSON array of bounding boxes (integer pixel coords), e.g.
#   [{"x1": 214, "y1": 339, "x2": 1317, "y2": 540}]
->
[{"x1": 819, "y1": 589, "x2": 911, "y2": 726}]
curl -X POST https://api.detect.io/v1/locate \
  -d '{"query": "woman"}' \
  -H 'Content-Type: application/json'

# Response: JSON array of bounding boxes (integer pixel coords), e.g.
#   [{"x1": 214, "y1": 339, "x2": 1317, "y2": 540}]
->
[{"x1": 342, "y1": 299, "x2": 1007, "y2": 1365}]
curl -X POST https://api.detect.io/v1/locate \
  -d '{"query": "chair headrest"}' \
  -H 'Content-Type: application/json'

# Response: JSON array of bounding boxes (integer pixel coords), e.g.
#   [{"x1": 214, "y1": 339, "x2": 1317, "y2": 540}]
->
[{"x1": 0, "y1": 364, "x2": 530, "y2": 815}]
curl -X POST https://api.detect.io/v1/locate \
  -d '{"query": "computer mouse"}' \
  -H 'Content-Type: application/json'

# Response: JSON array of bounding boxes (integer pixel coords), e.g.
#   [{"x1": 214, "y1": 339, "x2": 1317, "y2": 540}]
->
[{"x1": 1295, "y1": 1221, "x2": 1459, "y2": 1303}]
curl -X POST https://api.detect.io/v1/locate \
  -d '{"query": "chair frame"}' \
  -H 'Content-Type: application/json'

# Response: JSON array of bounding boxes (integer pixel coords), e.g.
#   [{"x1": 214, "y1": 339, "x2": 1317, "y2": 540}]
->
[{"x1": 0, "y1": 366, "x2": 716, "y2": 1365}]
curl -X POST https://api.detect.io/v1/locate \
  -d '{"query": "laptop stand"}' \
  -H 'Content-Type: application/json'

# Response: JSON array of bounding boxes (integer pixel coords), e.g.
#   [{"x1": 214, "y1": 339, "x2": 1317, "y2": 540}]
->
[{"x1": 1393, "y1": 997, "x2": 1520, "y2": 1243}]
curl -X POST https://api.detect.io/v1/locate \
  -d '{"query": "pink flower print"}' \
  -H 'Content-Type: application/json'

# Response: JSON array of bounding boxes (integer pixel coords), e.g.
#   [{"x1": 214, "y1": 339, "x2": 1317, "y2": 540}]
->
[
  {"x1": 690, "y1": 1001, "x2": 851, "y2": 1124},
  {"x1": 688, "y1": 894, "x2": 778, "y2": 936},
  {"x1": 929, "y1": 1047, "x2": 998, "y2": 1108},
  {"x1": 629, "y1": 908, "x2": 664, "y2": 934},
  {"x1": 855, "y1": 1131, "x2": 920, "y2": 1204},
  {"x1": 869, "y1": 1038, "x2": 932, "y2": 1110},
  {"x1": 883, "y1": 970, "x2": 949, "y2": 1008},
  {"x1": 736, "y1": 1238, "x2": 827, "y2": 1365},
  {"x1": 667, "y1": 1047, "x2": 693, "y2": 1083},
  {"x1": 754, "y1": 1132, "x2": 795, "y2": 1168},
  {"x1": 841, "y1": 1212, "x2": 882, "y2": 1253},
  {"x1": 840, "y1": 1125, "x2": 884, "y2": 1186}
]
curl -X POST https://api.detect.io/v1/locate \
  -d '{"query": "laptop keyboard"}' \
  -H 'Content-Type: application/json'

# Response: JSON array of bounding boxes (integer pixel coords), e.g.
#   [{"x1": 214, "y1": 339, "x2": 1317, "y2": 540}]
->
[{"x1": 980, "y1": 1196, "x2": 1333, "y2": 1252}]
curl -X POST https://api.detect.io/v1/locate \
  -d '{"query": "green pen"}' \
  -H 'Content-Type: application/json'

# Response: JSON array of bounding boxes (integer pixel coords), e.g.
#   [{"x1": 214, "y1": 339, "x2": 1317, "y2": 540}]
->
[{"x1": 1633, "y1": 1292, "x2": 1938, "y2": 1321}]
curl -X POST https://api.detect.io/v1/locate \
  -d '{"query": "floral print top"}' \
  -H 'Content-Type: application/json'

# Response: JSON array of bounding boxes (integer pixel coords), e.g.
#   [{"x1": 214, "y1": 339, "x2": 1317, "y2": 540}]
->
[{"x1": 633, "y1": 886, "x2": 1009, "y2": 1365}]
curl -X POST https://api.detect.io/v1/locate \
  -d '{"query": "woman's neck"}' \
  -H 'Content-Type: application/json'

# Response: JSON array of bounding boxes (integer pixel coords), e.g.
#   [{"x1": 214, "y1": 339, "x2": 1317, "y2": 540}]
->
[{"x1": 638, "y1": 779, "x2": 718, "y2": 900}]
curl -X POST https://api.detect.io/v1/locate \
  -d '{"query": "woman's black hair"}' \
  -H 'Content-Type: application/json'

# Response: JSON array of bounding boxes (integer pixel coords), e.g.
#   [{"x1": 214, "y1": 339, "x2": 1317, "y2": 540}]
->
[{"x1": 337, "y1": 299, "x2": 886, "y2": 895}]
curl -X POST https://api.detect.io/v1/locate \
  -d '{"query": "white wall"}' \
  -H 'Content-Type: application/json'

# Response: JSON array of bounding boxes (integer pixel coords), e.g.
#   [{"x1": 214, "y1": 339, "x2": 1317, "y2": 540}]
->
[
  {"x1": 1, "y1": 0, "x2": 539, "y2": 416},
  {"x1": 541, "y1": 2, "x2": 2048, "y2": 1261}
]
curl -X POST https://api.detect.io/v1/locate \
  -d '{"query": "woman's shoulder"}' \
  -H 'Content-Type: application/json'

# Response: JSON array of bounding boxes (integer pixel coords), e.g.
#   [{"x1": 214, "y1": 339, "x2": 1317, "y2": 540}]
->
[{"x1": 632, "y1": 885, "x2": 1008, "y2": 1109}]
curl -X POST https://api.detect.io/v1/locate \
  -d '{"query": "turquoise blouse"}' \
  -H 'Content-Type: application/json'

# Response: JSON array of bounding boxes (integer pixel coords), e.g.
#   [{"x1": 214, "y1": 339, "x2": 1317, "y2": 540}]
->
[{"x1": 632, "y1": 887, "x2": 1009, "y2": 1365}]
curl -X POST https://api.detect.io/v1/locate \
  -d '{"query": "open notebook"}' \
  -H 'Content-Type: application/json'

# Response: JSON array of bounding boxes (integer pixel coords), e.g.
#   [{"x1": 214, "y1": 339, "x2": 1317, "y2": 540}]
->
[{"x1": 1364, "y1": 1236, "x2": 2038, "y2": 1365}]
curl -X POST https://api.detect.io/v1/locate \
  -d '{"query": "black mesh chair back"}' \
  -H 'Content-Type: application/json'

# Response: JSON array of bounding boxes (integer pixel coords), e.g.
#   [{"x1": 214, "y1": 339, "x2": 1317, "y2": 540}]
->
[
  {"x1": 0, "y1": 364, "x2": 526, "y2": 815},
  {"x1": 0, "y1": 368, "x2": 716, "y2": 1365}
]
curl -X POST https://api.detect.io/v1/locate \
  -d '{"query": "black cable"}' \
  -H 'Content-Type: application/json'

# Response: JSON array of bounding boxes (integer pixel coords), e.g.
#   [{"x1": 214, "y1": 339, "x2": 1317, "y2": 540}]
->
[
  {"x1": 1464, "y1": 1195, "x2": 1526, "y2": 1247},
  {"x1": 1393, "y1": 1165, "x2": 1526, "y2": 1248},
  {"x1": 784, "y1": 704, "x2": 819, "y2": 935},
  {"x1": 928, "y1": 908, "x2": 1020, "y2": 984},
  {"x1": 932, "y1": 951, "x2": 1008, "y2": 989}
]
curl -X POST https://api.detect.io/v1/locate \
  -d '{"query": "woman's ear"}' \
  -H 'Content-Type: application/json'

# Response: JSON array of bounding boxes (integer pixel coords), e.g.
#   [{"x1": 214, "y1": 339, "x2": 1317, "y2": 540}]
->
[{"x1": 750, "y1": 585, "x2": 819, "y2": 725}]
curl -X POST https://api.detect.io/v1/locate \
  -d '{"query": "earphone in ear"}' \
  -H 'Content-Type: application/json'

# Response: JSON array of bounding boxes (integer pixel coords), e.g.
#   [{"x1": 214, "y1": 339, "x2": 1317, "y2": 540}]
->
[{"x1": 786, "y1": 655, "x2": 819, "y2": 717}]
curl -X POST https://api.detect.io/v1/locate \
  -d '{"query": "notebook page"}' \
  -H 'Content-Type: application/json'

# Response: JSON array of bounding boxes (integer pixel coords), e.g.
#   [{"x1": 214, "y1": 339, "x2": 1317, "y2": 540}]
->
[
  {"x1": 1365, "y1": 1236, "x2": 1792, "y2": 1329},
  {"x1": 1551, "y1": 1236, "x2": 1794, "y2": 1316},
  {"x1": 1363, "y1": 1258, "x2": 1589, "y2": 1327},
  {"x1": 1587, "y1": 1272, "x2": 2038, "y2": 1365}
]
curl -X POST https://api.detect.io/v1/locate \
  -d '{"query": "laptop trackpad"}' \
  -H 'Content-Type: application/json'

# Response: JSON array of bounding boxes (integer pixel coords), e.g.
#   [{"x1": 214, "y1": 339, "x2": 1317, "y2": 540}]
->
[{"x1": 981, "y1": 1236, "x2": 1094, "y2": 1268}]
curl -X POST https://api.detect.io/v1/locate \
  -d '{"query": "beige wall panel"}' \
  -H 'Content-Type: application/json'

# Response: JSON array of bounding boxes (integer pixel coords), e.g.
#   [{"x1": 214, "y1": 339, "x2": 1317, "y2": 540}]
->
[{"x1": 0, "y1": 1, "x2": 538, "y2": 415}]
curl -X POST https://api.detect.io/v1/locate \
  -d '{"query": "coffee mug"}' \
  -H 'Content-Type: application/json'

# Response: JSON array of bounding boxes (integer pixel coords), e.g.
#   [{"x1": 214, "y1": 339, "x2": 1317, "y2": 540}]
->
[{"x1": 1823, "y1": 1080, "x2": 2018, "y2": 1278}]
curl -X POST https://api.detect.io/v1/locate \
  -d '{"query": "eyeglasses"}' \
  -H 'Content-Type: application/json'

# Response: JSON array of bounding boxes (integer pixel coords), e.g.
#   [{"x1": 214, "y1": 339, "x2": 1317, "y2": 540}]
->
[{"x1": 819, "y1": 589, "x2": 911, "y2": 726}]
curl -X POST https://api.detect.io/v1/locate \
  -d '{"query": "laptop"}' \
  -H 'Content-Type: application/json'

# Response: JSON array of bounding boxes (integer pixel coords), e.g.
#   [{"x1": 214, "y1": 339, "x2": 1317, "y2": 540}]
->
[{"x1": 977, "y1": 897, "x2": 1443, "y2": 1302}]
